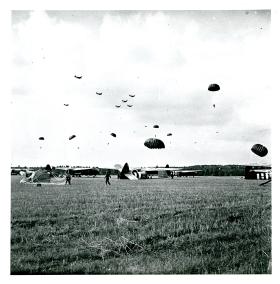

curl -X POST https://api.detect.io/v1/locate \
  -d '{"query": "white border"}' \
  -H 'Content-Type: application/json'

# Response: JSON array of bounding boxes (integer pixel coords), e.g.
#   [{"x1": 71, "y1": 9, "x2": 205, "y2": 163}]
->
[{"x1": 1, "y1": 1, "x2": 278, "y2": 284}]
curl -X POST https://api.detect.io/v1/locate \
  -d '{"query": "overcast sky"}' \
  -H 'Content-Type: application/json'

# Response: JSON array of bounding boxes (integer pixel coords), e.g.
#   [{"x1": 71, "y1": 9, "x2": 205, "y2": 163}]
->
[{"x1": 11, "y1": 10, "x2": 271, "y2": 168}]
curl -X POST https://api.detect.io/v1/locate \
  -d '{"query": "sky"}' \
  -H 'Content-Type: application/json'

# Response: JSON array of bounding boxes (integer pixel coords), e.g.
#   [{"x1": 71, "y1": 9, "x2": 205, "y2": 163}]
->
[{"x1": 11, "y1": 10, "x2": 271, "y2": 168}]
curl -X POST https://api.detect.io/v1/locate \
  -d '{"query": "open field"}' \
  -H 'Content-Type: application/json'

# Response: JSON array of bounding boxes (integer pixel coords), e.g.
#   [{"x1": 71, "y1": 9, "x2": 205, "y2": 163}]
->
[{"x1": 11, "y1": 175, "x2": 271, "y2": 274}]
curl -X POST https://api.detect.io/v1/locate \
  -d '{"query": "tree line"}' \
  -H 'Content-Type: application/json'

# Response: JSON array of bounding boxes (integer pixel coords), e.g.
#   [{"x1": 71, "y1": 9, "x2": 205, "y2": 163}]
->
[{"x1": 184, "y1": 165, "x2": 246, "y2": 176}]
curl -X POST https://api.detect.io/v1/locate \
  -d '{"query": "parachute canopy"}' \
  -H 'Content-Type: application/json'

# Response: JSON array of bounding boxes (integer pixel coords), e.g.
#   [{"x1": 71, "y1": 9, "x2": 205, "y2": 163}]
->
[
  {"x1": 208, "y1": 84, "x2": 220, "y2": 91},
  {"x1": 20, "y1": 169, "x2": 66, "y2": 185},
  {"x1": 39, "y1": 137, "x2": 44, "y2": 140},
  {"x1": 74, "y1": 75, "x2": 82, "y2": 79},
  {"x1": 114, "y1": 164, "x2": 122, "y2": 170},
  {"x1": 32, "y1": 170, "x2": 51, "y2": 183},
  {"x1": 153, "y1": 125, "x2": 159, "y2": 128},
  {"x1": 96, "y1": 92, "x2": 102, "y2": 95},
  {"x1": 45, "y1": 164, "x2": 52, "y2": 171},
  {"x1": 127, "y1": 104, "x2": 133, "y2": 107},
  {"x1": 129, "y1": 94, "x2": 135, "y2": 97},
  {"x1": 144, "y1": 138, "x2": 165, "y2": 149},
  {"x1": 115, "y1": 105, "x2": 121, "y2": 108},
  {"x1": 111, "y1": 133, "x2": 117, "y2": 137},
  {"x1": 69, "y1": 135, "x2": 76, "y2": 140},
  {"x1": 120, "y1": 163, "x2": 130, "y2": 175},
  {"x1": 64, "y1": 104, "x2": 69, "y2": 106},
  {"x1": 122, "y1": 99, "x2": 128, "y2": 103},
  {"x1": 167, "y1": 133, "x2": 172, "y2": 136},
  {"x1": 251, "y1": 144, "x2": 268, "y2": 157}
]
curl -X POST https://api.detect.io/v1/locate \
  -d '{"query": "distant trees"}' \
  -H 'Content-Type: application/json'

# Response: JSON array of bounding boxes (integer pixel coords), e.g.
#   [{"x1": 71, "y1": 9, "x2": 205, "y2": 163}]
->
[
  {"x1": 14, "y1": 164, "x2": 249, "y2": 176},
  {"x1": 184, "y1": 165, "x2": 246, "y2": 176}
]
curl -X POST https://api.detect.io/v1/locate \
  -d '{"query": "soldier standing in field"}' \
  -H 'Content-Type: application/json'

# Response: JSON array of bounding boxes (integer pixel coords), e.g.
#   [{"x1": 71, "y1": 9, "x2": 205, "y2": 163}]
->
[
  {"x1": 105, "y1": 171, "x2": 111, "y2": 185},
  {"x1": 65, "y1": 171, "x2": 72, "y2": 185}
]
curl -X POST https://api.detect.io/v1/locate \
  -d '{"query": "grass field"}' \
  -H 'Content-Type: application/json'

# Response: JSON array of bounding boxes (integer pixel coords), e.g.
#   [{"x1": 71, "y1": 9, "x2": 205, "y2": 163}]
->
[{"x1": 10, "y1": 175, "x2": 271, "y2": 274}]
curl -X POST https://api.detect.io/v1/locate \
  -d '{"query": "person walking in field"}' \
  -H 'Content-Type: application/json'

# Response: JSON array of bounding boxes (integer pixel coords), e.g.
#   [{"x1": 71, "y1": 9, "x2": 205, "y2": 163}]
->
[
  {"x1": 105, "y1": 171, "x2": 111, "y2": 185},
  {"x1": 65, "y1": 171, "x2": 72, "y2": 185}
]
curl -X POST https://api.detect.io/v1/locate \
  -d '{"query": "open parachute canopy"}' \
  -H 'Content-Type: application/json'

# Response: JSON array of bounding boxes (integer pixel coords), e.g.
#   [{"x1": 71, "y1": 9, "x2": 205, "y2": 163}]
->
[
  {"x1": 39, "y1": 137, "x2": 44, "y2": 140},
  {"x1": 153, "y1": 125, "x2": 159, "y2": 128},
  {"x1": 114, "y1": 164, "x2": 122, "y2": 170},
  {"x1": 167, "y1": 133, "x2": 172, "y2": 136},
  {"x1": 251, "y1": 144, "x2": 268, "y2": 157},
  {"x1": 69, "y1": 135, "x2": 76, "y2": 140},
  {"x1": 144, "y1": 138, "x2": 165, "y2": 149},
  {"x1": 111, "y1": 133, "x2": 117, "y2": 138},
  {"x1": 208, "y1": 83, "x2": 220, "y2": 91}
]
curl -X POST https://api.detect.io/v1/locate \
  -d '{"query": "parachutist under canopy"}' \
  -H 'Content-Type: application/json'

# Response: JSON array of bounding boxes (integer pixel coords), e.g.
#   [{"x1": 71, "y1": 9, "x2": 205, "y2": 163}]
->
[
  {"x1": 144, "y1": 138, "x2": 165, "y2": 149},
  {"x1": 251, "y1": 144, "x2": 268, "y2": 157},
  {"x1": 208, "y1": 83, "x2": 220, "y2": 91}
]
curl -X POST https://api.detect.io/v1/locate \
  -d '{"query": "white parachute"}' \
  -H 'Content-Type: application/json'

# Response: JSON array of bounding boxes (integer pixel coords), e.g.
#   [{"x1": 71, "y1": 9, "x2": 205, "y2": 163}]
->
[{"x1": 20, "y1": 169, "x2": 66, "y2": 185}]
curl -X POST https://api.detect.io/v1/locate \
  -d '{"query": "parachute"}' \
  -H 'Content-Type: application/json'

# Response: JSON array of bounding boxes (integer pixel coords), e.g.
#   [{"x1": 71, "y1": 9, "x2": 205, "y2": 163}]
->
[
  {"x1": 251, "y1": 144, "x2": 268, "y2": 157},
  {"x1": 111, "y1": 133, "x2": 117, "y2": 138},
  {"x1": 32, "y1": 170, "x2": 51, "y2": 183},
  {"x1": 144, "y1": 138, "x2": 165, "y2": 149},
  {"x1": 74, "y1": 75, "x2": 82, "y2": 79},
  {"x1": 208, "y1": 84, "x2": 220, "y2": 91},
  {"x1": 20, "y1": 169, "x2": 65, "y2": 185},
  {"x1": 122, "y1": 99, "x2": 128, "y2": 103},
  {"x1": 69, "y1": 135, "x2": 76, "y2": 140},
  {"x1": 114, "y1": 164, "x2": 122, "y2": 170},
  {"x1": 115, "y1": 105, "x2": 121, "y2": 108},
  {"x1": 45, "y1": 164, "x2": 52, "y2": 171},
  {"x1": 39, "y1": 137, "x2": 44, "y2": 140},
  {"x1": 129, "y1": 94, "x2": 135, "y2": 97},
  {"x1": 167, "y1": 133, "x2": 172, "y2": 136},
  {"x1": 120, "y1": 163, "x2": 130, "y2": 175},
  {"x1": 96, "y1": 92, "x2": 102, "y2": 95},
  {"x1": 127, "y1": 104, "x2": 133, "y2": 107},
  {"x1": 153, "y1": 125, "x2": 159, "y2": 129},
  {"x1": 64, "y1": 104, "x2": 69, "y2": 106}
]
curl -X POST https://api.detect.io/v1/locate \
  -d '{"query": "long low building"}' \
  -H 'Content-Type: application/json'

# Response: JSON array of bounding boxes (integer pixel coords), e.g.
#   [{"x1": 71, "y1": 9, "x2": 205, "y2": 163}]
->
[{"x1": 244, "y1": 166, "x2": 271, "y2": 180}]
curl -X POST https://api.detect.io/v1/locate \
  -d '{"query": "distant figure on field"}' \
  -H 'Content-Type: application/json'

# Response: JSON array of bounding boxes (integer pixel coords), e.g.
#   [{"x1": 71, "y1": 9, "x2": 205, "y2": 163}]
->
[
  {"x1": 65, "y1": 171, "x2": 71, "y2": 185},
  {"x1": 105, "y1": 171, "x2": 111, "y2": 185}
]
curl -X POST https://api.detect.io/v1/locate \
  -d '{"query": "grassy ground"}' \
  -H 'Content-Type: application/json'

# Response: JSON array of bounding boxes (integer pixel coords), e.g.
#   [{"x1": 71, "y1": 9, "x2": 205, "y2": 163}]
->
[{"x1": 10, "y1": 175, "x2": 271, "y2": 274}]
